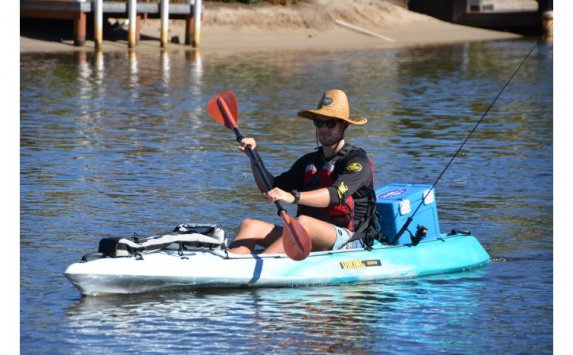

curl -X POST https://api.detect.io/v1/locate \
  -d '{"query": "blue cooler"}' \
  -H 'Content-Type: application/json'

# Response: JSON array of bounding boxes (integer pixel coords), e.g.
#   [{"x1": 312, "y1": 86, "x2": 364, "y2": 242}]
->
[{"x1": 375, "y1": 183, "x2": 441, "y2": 245}]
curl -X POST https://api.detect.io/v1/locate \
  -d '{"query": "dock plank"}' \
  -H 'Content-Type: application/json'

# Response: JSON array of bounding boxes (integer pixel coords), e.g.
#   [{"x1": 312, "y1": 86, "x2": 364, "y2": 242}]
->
[
  {"x1": 21, "y1": 0, "x2": 199, "y2": 47},
  {"x1": 21, "y1": 1, "x2": 195, "y2": 15}
]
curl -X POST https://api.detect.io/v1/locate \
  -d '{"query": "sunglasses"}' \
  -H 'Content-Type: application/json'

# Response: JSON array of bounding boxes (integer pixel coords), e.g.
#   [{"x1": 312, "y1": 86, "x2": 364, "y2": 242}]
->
[{"x1": 313, "y1": 119, "x2": 339, "y2": 128}]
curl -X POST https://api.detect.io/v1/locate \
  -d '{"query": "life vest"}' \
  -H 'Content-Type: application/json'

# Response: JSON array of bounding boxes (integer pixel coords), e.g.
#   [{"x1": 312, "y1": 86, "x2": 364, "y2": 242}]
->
[
  {"x1": 297, "y1": 145, "x2": 357, "y2": 230},
  {"x1": 296, "y1": 145, "x2": 387, "y2": 249}
]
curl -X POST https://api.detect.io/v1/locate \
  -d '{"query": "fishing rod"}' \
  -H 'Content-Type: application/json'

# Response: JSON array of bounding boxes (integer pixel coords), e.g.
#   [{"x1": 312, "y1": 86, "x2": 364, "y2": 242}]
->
[{"x1": 390, "y1": 33, "x2": 550, "y2": 245}]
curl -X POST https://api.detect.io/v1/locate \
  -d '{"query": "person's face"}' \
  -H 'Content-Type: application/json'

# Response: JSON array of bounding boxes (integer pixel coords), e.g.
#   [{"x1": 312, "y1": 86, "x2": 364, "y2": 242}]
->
[{"x1": 313, "y1": 119, "x2": 346, "y2": 146}]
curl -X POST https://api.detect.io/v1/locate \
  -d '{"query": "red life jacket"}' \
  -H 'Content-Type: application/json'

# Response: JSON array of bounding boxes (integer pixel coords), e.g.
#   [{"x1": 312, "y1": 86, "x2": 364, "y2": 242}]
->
[{"x1": 297, "y1": 146, "x2": 356, "y2": 230}]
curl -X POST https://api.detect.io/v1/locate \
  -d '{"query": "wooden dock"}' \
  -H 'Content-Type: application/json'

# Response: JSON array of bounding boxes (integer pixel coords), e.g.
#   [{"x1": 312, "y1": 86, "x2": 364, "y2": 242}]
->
[{"x1": 20, "y1": 0, "x2": 202, "y2": 48}]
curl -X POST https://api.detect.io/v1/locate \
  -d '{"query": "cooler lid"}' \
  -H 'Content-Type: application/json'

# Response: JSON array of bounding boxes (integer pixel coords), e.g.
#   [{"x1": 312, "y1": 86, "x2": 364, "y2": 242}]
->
[{"x1": 375, "y1": 183, "x2": 435, "y2": 205}]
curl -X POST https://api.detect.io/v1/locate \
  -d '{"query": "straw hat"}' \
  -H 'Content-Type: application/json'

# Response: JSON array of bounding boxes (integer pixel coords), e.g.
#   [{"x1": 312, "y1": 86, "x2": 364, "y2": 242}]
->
[{"x1": 297, "y1": 89, "x2": 367, "y2": 125}]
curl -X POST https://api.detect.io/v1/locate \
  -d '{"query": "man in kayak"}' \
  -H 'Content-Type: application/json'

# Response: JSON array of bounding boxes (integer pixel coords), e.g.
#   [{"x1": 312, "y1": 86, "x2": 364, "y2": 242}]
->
[{"x1": 229, "y1": 89, "x2": 380, "y2": 255}]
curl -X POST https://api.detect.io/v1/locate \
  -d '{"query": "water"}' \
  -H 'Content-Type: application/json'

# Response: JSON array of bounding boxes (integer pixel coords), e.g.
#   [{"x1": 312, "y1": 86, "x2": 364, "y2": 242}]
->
[{"x1": 20, "y1": 39, "x2": 553, "y2": 353}]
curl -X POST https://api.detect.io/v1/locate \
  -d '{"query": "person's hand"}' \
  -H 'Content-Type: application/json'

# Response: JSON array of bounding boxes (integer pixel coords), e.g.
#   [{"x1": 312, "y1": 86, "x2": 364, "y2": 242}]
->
[
  {"x1": 238, "y1": 137, "x2": 256, "y2": 153},
  {"x1": 263, "y1": 187, "x2": 295, "y2": 204}
]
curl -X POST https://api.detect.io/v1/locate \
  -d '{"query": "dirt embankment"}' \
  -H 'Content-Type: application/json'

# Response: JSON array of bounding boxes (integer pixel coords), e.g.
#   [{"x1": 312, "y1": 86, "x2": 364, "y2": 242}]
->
[{"x1": 202, "y1": 0, "x2": 432, "y2": 30}]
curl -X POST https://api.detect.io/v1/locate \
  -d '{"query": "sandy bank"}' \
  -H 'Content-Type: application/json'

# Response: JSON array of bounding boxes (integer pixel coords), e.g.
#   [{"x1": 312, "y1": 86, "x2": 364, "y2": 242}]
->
[{"x1": 20, "y1": 0, "x2": 522, "y2": 53}]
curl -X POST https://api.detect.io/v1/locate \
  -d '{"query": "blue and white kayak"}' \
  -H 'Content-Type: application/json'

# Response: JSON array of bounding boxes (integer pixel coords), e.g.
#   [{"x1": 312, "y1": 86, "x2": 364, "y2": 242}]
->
[
  {"x1": 64, "y1": 232, "x2": 489, "y2": 296},
  {"x1": 64, "y1": 183, "x2": 490, "y2": 296}
]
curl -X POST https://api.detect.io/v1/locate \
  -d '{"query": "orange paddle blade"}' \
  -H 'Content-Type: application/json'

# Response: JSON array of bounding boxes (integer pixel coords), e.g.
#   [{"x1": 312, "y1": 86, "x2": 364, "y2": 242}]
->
[
  {"x1": 207, "y1": 91, "x2": 239, "y2": 129},
  {"x1": 281, "y1": 213, "x2": 312, "y2": 261}
]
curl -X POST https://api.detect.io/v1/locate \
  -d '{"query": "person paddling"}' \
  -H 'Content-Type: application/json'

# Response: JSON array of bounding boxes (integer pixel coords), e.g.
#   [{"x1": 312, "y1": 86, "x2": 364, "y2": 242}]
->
[{"x1": 229, "y1": 89, "x2": 381, "y2": 255}]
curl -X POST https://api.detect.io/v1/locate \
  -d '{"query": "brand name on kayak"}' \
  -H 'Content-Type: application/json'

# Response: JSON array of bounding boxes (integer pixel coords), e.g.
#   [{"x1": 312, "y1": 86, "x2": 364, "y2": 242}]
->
[{"x1": 340, "y1": 259, "x2": 382, "y2": 270}]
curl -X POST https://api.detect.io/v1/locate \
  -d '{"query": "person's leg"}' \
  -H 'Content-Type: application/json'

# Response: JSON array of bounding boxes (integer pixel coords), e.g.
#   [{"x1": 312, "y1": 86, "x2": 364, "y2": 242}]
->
[
  {"x1": 228, "y1": 218, "x2": 283, "y2": 254},
  {"x1": 262, "y1": 215, "x2": 338, "y2": 254},
  {"x1": 331, "y1": 226, "x2": 356, "y2": 250}
]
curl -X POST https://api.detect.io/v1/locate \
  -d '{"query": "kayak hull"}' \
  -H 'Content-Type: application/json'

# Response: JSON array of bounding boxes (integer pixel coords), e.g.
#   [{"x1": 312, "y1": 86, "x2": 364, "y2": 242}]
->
[{"x1": 65, "y1": 233, "x2": 490, "y2": 296}]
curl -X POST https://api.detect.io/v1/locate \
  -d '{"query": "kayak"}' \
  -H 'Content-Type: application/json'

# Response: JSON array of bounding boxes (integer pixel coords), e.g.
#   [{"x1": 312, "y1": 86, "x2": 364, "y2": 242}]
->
[
  {"x1": 65, "y1": 233, "x2": 489, "y2": 296},
  {"x1": 64, "y1": 183, "x2": 491, "y2": 296}
]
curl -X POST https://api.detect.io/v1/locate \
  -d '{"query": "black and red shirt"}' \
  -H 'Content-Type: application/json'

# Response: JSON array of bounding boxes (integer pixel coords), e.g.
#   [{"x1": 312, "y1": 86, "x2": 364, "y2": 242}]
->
[{"x1": 273, "y1": 144, "x2": 375, "y2": 230}]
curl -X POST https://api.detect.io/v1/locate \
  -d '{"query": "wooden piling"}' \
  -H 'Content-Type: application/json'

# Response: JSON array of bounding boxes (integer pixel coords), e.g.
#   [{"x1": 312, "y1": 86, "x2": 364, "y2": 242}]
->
[
  {"x1": 185, "y1": 15, "x2": 192, "y2": 46},
  {"x1": 128, "y1": 0, "x2": 137, "y2": 48},
  {"x1": 73, "y1": 11, "x2": 86, "y2": 46},
  {"x1": 542, "y1": 11, "x2": 553, "y2": 39},
  {"x1": 192, "y1": 0, "x2": 202, "y2": 47},
  {"x1": 94, "y1": 0, "x2": 103, "y2": 49},
  {"x1": 160, "y1": 0, "x2": 169, "y2": 48}
]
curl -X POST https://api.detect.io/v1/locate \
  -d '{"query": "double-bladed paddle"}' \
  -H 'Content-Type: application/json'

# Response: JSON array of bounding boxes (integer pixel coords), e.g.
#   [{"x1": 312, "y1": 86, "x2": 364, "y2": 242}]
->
[{"x1": 207, "y1": 91, "x2": 312, "y2": 261}]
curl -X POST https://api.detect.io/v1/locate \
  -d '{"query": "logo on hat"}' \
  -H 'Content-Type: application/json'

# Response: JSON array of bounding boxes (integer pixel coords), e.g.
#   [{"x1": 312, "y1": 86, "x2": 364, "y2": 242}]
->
[{"x1": 321, "y1": 96, "x2": 333, "y2": 107}]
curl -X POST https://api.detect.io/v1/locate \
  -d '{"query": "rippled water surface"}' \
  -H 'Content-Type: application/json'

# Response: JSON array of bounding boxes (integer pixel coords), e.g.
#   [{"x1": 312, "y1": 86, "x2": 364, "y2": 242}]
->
[{"x1": 21, "y1": 40, "x2": 552, "y2": 353}]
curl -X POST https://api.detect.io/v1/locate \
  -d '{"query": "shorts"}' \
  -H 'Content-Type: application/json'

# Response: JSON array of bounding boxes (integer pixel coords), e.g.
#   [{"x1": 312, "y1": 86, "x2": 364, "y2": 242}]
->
[{"x1": 332, "y1": 226, "x2": 362, "y2": 250}]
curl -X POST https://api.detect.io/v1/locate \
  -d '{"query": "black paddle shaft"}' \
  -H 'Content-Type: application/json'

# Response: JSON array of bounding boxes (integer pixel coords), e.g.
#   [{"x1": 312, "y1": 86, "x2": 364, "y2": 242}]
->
[{"x1": 216, "y1": 99, "x2": 286, "y2": 215}]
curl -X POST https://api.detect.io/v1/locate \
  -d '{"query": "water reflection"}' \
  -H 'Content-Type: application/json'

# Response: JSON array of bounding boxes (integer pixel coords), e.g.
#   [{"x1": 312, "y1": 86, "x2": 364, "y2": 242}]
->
[
  {"x1": 160, "y1": 49, "x2": 170, "y2": 88},
  {"x1": 63, "y1": 271, "x2": 487, "y2": 352},
  {"x1": 94, "y1": 50, "x2": 104, "y2": 80},
  {"x1": 75, "y1": 51, "x2": 93, "y2": 125},
  {"x1": 186, "y1": 49, "x2": 203, "y2": 97},
  {"x1": 128, "y1": 50, "x2": 139, "y2": 94},
  {"x1": 75, "y1": 51, "x2": 91, "y2": 86}
]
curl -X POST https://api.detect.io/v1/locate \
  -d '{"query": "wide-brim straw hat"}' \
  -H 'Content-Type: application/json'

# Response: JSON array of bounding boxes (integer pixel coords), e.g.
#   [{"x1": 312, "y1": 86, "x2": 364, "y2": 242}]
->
[{"x1": 297, "y1": 89, "x2": 367, "y2": 125}]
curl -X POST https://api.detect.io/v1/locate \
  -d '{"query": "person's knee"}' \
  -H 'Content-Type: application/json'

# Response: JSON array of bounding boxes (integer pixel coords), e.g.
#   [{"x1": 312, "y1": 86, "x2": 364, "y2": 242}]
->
[
  {"x1": 238, "y1": 218, "x2": 267, "y2": 236},
  {"x1": 297, "y1": 215, "x2": 338, "y2": 250},
  {"x1": 296, "y1": 215, "x2": 314, "y2": 228},
  {"x1": 239, "y1": 218, "x2": 258, "y2": 231}
]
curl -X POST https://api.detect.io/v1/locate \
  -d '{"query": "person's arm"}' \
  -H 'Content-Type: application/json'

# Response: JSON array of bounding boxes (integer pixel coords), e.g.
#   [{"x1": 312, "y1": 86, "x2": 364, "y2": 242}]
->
[
  {"x1": 297, "y1": 188, "x2": 331, "y2": 207},
  {"x1": 263, "y1": 187, "x2": 331, "y2": 207},
  {"x1": 239, "y1": 137, "x2": 274, "y2": 193}
]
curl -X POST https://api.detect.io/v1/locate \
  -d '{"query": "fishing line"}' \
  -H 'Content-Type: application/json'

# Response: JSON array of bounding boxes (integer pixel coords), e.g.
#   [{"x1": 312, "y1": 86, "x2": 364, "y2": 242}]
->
[{"x1": 391, "y1": 33, "x2": 550, "y2": 244}]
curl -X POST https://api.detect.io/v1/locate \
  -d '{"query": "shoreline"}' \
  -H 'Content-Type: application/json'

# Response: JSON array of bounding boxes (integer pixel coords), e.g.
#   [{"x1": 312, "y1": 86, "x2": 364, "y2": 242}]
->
[{"x1": 20, "y1": 0, "x2": 523, "y2": 54}]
